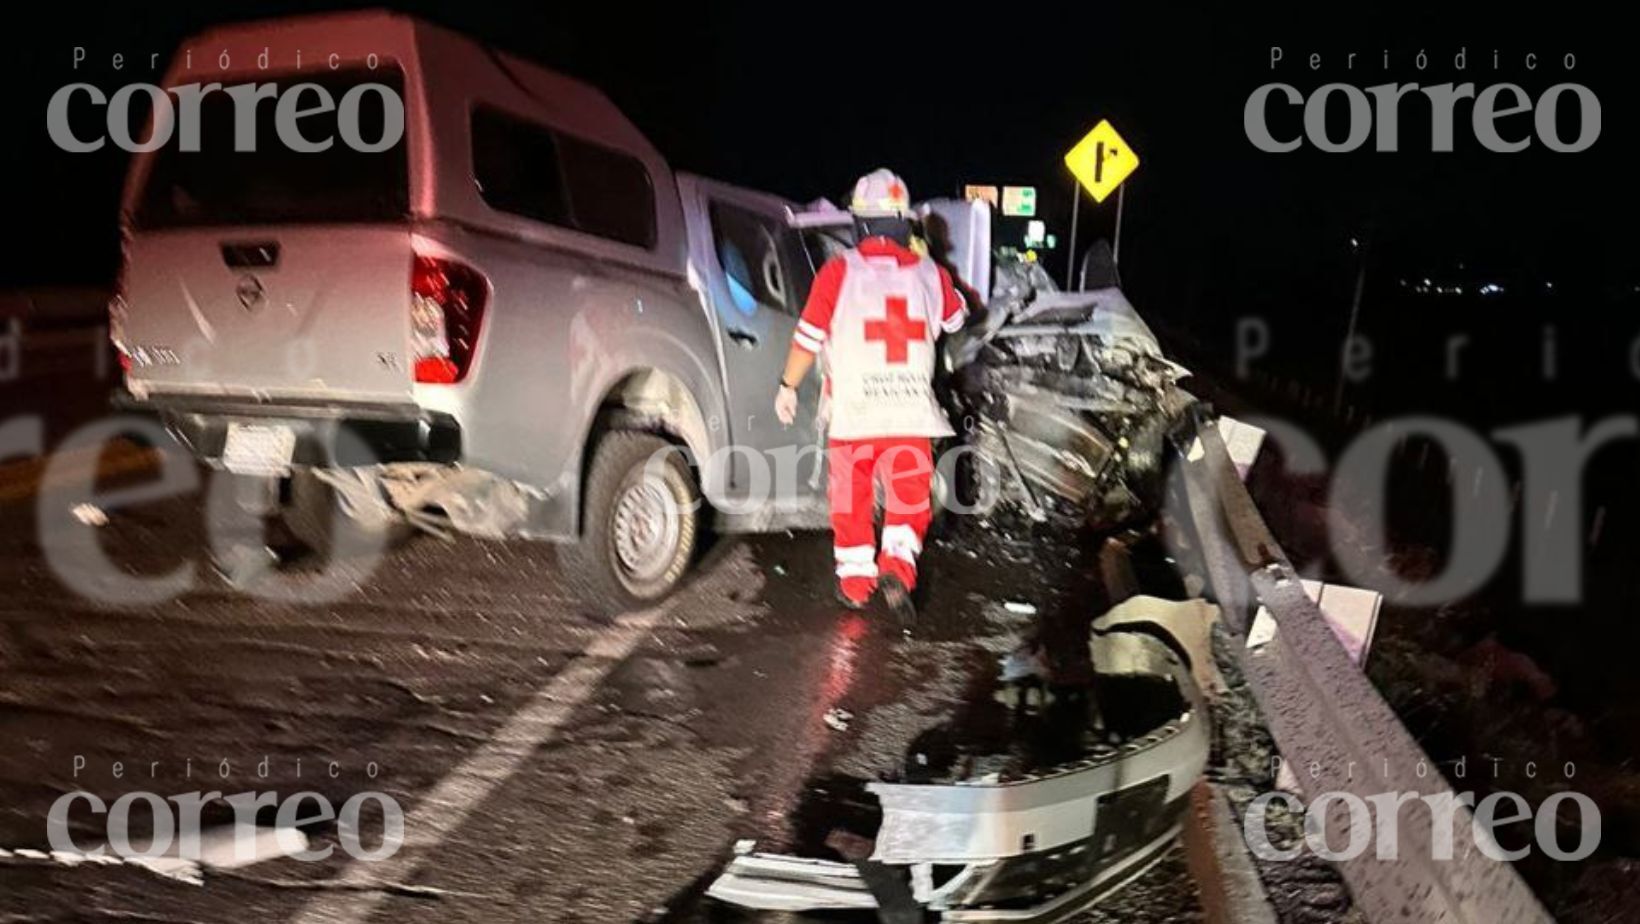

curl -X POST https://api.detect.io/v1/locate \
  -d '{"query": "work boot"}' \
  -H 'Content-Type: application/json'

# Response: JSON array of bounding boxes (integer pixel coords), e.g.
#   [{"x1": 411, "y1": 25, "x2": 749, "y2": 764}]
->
[
  {"x1": 836, "y1": 576, "x2": 876, "y2": 610},
  {"x1": 878, "y1": 558, "x2": 917, "y2": 627},
  {"x1": 879, "y1": 574, "x2": 915, "y2": 627}
]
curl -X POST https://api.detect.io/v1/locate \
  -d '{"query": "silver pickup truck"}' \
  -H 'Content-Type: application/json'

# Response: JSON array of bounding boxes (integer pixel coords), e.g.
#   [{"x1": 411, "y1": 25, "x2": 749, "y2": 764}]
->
[{"x1": 114, "y1": 11, "x2": 834, "y2": 611}]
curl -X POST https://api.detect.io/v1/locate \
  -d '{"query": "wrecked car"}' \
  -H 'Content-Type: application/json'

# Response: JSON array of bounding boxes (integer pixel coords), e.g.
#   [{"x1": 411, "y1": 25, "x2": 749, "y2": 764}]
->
[
  {"x1": 792, "y1": 197, "x2": 1203, "y2": 533},
  {"x1": 938, "y1": 231, "x2": 1201, "y2": 531}
]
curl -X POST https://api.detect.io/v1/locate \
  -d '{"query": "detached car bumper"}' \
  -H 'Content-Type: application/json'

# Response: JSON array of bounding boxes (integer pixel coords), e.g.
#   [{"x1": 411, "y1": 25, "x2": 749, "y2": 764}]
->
[
  {"x1": 113, "y1": 391, "x2": 462, "y2": 467},
  {"x1": 707, "y1": 627, "x2": 1211, "y2": 922}
]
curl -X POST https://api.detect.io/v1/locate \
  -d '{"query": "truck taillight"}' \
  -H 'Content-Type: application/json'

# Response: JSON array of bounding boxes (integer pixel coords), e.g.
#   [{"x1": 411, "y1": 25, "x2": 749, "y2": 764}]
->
[{"x1": 411, "y1": 255, "x2": 487, "y2": 384}]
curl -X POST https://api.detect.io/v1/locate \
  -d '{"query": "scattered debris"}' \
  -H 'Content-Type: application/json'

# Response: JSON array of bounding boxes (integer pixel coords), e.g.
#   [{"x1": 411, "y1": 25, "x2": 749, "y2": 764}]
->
[
  {"x1": 708, "y1": 625, "x2": 1211, "y2": 922},
  {"x1": 709, "y1": 207, "x2": 1216, "y2": 920},
  {"x1": 708, "y1": 853, "x2": 877, "y2": 912},
  {"x1": 127, "y1": 856, "x2": 204, "y2": 885},
  {"x1": 70, "y1": 503, "x2": 108, "y2": 527},
  {"x1": 998, "y1": 641, "x2": 1049, "y2": 684},
  {"x1": 2, "y1": 825, "x2": 309, "y2": 887},
  {"x1": 1095, "y1": 595, "x2": 1227, "y2": 696},
  {"x1": 193, "y1": 824, "x2": 311, "y2": 870},
  {"x1": 49, "y1": 849, "x2": 116, "y2": 867}
]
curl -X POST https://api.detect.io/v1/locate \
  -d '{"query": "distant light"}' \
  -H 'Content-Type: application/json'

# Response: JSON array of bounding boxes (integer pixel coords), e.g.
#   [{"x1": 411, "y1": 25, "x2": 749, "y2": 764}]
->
[
  {"x1": 1479, "y1": 283, "x2": 1505, "y2": 296},
  {"x1": 963, "y1": 185, "x2": 1000, "y2": 208},
  {"x1": 1024, "y1": 219, "x2": 1047, "y2": 247},
  {"x1": 1002, "y1": 186, "x2": 1038, "y2": 217},
  {"x1": 1423, "y1": 278, "x2": 1432, "y2": 287},
  {"x1": 1349, "y1": 236, "x2": 1359, "y2": 248},
  {"x1": 1545, "y1": 281, "x2": 1555, "y2": 290}
]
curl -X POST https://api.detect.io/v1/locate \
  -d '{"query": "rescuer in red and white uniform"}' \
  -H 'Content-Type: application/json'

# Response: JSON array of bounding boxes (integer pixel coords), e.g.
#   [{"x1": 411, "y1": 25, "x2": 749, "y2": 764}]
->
[{"x1": 774, "y1": 169, "x2": 967, "y2": 614}]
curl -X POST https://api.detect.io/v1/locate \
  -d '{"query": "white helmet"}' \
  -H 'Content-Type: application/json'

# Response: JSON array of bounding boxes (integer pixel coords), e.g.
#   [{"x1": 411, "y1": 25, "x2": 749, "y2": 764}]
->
[{"x1": 849, "y1": 168, "x2": 912, "y2": 219}]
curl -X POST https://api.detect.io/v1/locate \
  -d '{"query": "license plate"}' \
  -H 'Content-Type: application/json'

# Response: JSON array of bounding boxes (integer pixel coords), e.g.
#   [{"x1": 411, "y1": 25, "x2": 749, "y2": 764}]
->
[{"x1": 222, "y1": 423, "x2": 296, "y2": 476}]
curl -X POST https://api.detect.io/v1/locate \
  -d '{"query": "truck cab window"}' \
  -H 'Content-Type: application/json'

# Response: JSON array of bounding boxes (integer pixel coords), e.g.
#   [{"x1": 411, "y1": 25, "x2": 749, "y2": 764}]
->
[
  {"x1": 709, "y1": 202, "x2": 794, "y2": 316},
  {"x1": 471, "y1": 106, "x2": 656, "y2": 248}
]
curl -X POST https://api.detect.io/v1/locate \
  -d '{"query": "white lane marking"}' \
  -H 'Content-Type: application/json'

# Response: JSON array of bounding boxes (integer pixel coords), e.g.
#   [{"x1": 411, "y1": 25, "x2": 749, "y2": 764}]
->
[{"x1": 289, "y1": 602, "x2": 673, "y2": 924}]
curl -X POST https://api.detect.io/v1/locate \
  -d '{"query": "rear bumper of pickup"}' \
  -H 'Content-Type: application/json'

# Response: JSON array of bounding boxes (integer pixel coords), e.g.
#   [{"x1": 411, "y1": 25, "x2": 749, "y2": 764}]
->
[{"x1": 113, "y1": 391, "x2": 462, "y2": 467}]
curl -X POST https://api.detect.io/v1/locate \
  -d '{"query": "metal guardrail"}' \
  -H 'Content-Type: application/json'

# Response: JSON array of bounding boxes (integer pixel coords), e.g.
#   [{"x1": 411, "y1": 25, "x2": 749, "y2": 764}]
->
[{"x1": 1178, "y1": 423, "x2": 1553, "y2": 924}]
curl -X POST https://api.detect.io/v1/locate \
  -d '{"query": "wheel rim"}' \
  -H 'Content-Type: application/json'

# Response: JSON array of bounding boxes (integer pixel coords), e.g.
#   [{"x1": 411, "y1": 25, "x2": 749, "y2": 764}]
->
[{"x1": 611, "y1": 474, "x2": 681, "y2": 586}]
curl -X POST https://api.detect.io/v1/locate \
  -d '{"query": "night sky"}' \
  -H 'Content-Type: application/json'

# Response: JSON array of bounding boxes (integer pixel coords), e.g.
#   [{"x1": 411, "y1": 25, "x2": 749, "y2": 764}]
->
[{"x1": 6, "y1": 2, "x2": 1635, "y2": 359}]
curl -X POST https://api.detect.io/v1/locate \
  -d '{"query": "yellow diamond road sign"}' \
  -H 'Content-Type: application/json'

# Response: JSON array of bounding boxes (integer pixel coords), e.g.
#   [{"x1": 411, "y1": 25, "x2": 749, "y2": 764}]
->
[{"x1": 1064, "y1": 119, "x2": 1139, "y2": 204}]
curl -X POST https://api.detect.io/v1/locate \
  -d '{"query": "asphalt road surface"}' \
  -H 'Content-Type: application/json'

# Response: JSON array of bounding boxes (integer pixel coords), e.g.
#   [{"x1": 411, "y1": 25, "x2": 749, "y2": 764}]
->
[{"x1": 0, "y1": 328, "x2": 1203, "y2": 922}]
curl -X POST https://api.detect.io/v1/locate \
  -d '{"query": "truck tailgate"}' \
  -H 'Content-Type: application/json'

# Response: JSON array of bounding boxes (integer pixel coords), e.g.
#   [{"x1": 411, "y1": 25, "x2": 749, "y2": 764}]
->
[{"x1": 122, "y1": 226, "x2": 414, "y2": 403}]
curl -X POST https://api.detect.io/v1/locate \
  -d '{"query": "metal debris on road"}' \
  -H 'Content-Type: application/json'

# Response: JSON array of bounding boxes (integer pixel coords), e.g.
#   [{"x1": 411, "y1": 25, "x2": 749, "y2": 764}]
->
[
  {"x1": 1003, "y1": 600, "x2": 1037, "y2": 615},
  {"x1": 70, "y1": 503, "x2": 108, "y2": 526},
  {"x1": 997, "y1": 642, "x2": 1049, "y2": 684},
  {"x1": 3, "y1": 826, "x2": 310, "y2": 887},
  {"x1": 707, "y1": 853, "x2": 877, "y2": 912},
  {"x1": 193, "y1": 825, "x2": 311, "y2": 870},
  {"x1": 708, "y1": 621, "x2": 1212, "y2": 922}
]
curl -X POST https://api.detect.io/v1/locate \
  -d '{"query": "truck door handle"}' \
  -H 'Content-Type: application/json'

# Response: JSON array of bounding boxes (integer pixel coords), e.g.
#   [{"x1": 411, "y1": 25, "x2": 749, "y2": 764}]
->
[{"x1": 727, "y1": 328, "x2": 759, "y2": 347}]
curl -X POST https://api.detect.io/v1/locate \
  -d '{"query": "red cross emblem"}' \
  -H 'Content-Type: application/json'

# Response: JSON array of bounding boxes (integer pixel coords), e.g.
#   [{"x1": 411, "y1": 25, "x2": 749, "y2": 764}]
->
[{"x1": 863, "y1": 296, "x2": 927, "y2": 365}]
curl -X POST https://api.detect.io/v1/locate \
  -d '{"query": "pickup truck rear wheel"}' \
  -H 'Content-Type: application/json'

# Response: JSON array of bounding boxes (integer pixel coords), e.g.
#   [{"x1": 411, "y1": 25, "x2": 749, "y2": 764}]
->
[{"x1": 560, "y1": 432, "x2": 699, "y2": 613}]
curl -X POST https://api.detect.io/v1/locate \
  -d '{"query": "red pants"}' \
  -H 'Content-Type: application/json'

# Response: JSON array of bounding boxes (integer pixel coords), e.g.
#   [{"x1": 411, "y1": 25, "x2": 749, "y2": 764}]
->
[{"x1": 827, "y1": 437, "x2": 934, "y2": 589}]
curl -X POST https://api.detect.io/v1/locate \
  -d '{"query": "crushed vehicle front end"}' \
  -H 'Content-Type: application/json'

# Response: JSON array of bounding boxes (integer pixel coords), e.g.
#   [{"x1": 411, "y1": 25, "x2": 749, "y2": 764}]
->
[{"x1": 945, "y1": 254, "x2": 1203, "y2": 532}]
